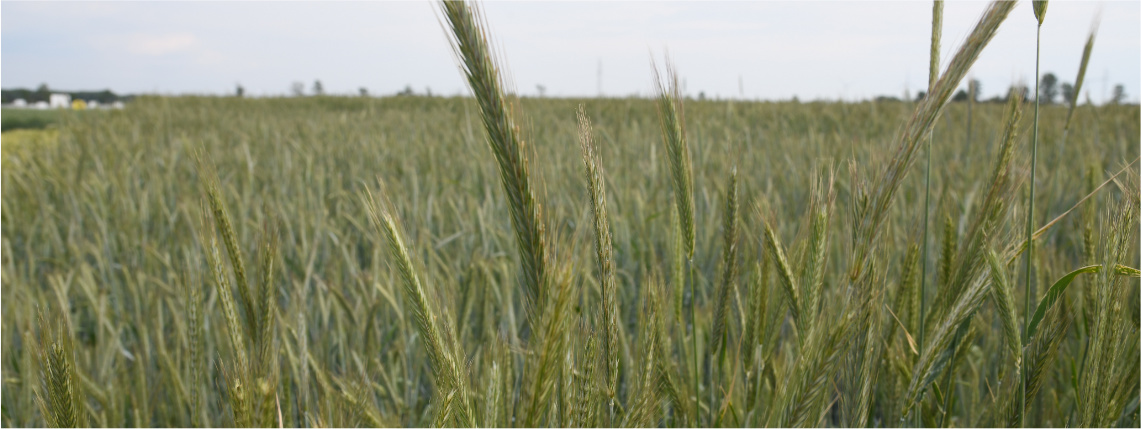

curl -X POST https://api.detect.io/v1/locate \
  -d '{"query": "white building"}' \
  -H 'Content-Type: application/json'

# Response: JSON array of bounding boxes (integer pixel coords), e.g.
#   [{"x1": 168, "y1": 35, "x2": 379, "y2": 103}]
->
[
  {"x1": 12, "y1": 98, "x2": 27, "y2": 107},
  {"x1": 49, "y1": 93, "x2": 71, "y2": 108}
]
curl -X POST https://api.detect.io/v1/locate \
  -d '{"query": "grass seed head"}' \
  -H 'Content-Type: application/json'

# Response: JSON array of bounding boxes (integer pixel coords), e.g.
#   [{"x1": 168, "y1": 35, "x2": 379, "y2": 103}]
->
[{"x1": 1033, "y1": 0, "x2": 1048, "y2": 25}]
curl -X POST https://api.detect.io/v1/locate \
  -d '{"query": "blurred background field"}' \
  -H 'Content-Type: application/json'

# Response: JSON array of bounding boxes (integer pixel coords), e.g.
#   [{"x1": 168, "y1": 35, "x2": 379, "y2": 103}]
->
[
  {"x1": 1, "y1": 95, "x2": 1137, "y2": 426},
  {"x1": 2, "y1": 108, "x2": 61, "y2": 132}
]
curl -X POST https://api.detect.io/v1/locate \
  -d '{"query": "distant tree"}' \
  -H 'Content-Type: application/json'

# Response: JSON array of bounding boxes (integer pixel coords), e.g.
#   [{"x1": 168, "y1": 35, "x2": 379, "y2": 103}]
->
[
  {"x1": 426, "y1": 87, "x2": 432, "y2": 97},
  {"x1": 952, "y1": 89, "x2": 969, "y2": 102},
  {"x1": 1019, "y1": 86, "x2": 1030, "y2": 102},
  {"x1": 96, "y1": 90, "x2": 116, "y2": 103},
  {"x1": 312, "y1": 80, "x2": 324, "y2": 96},
  {"x1": 1111, "y1": 84, "x2": 1126, "y2": 104},
  {"x1": 1039, "y1": 72, "x2": 1058, "y2": 104},
  {"x1": 1061, "y1": 82, "x2": 1074, "y2": 105},
  {"x1": 236, "y1": 84, "x2": 245, "y2": 98},
  {"x1": 397, "y1": 85, "x2": 414, "y2": 96},
  {"x1": 359, "y1": 87, "x2": 369, "y2": 97},
  {"x1": 875, "y1": 95, "x2": 901, "y2": 103},
  {"x1": 915, "y1": 91, "x2": 927, "y2": 101},
  {"x1": 29, "y1": 84, "x2": 51, "y2": 102},
  {"x1": 1007, "y1": 85, "x2": 1029, "y2": 103},
  {"x1": 969, "y1": 79, "x2": 982, "y2": 102},
  {"x1": 536, "y1": 84, "x2": 546, "y2": 98},
  {"x1": 291, "y1": 82, "x2": 305, "y2": 97}
]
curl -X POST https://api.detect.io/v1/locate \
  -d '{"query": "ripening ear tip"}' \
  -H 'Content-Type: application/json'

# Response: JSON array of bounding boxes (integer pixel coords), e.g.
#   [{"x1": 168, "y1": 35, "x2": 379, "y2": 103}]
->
[{"x1": 1033, "y1": 0, "x2": 1048, "y2": 25}]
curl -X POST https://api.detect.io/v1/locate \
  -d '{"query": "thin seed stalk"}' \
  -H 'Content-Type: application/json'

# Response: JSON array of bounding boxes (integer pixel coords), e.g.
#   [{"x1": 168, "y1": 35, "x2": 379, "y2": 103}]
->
[
  {"x1": 653, "y1": 57, "x2": 698, "y2": 426},
  {"x1": 966, "y1": 80, "x2": 974, "y2": 157},
  {"x1": 688, "y1": 257, "x2": 700, "y2": 426},
  {"x1": 918, "y1": 142, "x2": 930, "y2": 427},
  {"x1": 1022, "y1": 20, "x2": 1043, "y2": 429},
  {"x1": 918, "y1": 3, "x2": 942, "y2": 426}
]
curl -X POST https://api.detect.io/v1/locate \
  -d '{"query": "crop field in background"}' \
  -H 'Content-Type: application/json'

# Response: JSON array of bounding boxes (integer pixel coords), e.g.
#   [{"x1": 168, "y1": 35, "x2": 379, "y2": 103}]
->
[
  {"x1": 2, "y1": 108, "x2": 63, "y2": 133},
  {"x1": 2, "y1": 1, "x2": 1139, "y2": 428}
]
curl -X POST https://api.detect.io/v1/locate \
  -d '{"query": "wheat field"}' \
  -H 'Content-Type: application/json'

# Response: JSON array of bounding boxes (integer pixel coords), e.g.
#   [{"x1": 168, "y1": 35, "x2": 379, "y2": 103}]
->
[{"x1": 2, "y1": 1, "x2": 1139, "y2": 427}]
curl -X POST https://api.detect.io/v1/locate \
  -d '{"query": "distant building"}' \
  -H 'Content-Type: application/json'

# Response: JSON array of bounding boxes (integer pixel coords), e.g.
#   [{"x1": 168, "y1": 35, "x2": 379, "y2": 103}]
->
[
  {"x1": 111, "y1": 101, "x2": 125, "y2": 109},
  {"x1": 33, "y1": 101, "x2": 49, "y2": 110},
  {"x1": 87, "y1": 100, "x2": 100, "y2": 109},
  {"x1": 49, "y1": 93, "x2": 71, "y2": 108},
  {"x1": 71, "y1": 99, "x2": 87, "y2": 110},
  {"x1": 12, "y1": 98, "x2": 27, "y2": 107}
]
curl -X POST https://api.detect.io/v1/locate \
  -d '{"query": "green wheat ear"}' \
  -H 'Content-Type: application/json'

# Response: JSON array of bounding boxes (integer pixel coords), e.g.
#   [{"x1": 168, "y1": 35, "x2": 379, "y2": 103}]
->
[
  {"x1": 710, "y1": 165, "x2": 739, "y2": 354},
  {"x1": 651, "y1": 54, "x2": 700, "y2": 426},
  {"x1": 183, "y1": 265, "x2": 205, "y2": 428},
  {"x1": 194, "y1": 151, "x2": 257, "y2": 343},
  {"x1": 852, "y1": 0, "x2": 1014, "y2": 275},
  {"x1": 1033, "y1": 0, "x2": 1048, "y2": 25},
  {"x1": 1064, "y1": 27, "x2": 1095, "y2": 133},
  {"x1": 195, "y1": 152, "x2": 282, "y2": 427},
  {"x1": 575, "y1": 105, "x2": 620, "y2": 424},
  {"x1": 440, "y1": 0, "x2": 550, "y2": 322},
  {"x1": 1059, "y1": 22, "x2": 1098, "y2": 157},
  {"x1": 986, "y1": 248, "x2": 1021, "y2": 373},
  {"x1": 363, "y1": 185, "x2": 474, "y2": 427},
  {"x1": 36, "y1": 318, "x2": 84, "y2": 429},
  {"x1": 653, "y1": 58, "x2": 695, "y2": 260}
]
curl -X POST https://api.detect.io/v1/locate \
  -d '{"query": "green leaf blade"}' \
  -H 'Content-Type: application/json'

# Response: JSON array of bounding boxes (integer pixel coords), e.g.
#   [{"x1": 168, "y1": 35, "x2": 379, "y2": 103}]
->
[{"x1": 1027, "y1": 265, "x2": 1100, "y2": 339}]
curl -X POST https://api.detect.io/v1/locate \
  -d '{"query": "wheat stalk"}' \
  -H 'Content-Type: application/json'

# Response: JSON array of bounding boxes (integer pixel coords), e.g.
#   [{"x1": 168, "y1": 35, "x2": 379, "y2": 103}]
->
[
  {"x1": 917, "y1": 10, "x2": 943, "y2": 420},
  {"x1": 768, "y1": 303, "x2": 850, "y2": 428},
  {"x1": 903, "y1": 88, "x2": 1025, "y2": 426},
  {"x1": 363, "y1": 187, "x2": 474, "y2": 427},
  {"x1": 202, "y1": 227, "x2": 252, "y2": 426},
  {"x1": 1063, "y1": 26, "x2": 1096, "y2": 134},
  {"x1": 440, "y1": 0, "x2": 550, "y2": 322},
  {"x1": 1057, "y1": 21, "x2": 1098, "y2": 161},
  {"x1": 708, "y1": 165, "x2": 739, "y2": 422},
  {"x1": 575, "y1": 105, "x2": 621, "y2": 425},
  {"x1": 801, "y1": 171, "x2": 834, "y2": 324},
  {"x1": 711, "y1": 166, "x2": 739, "y2": 354},
  {"x1": 986, "y1": 248, "x2": 1022, "y2": 375},
  {"x1": 196, "y1": 153, "x2": 258, "y2": 345},
  {"x1": 183, "y1": 263, "x2": 205, "y2": 428},
  {"x1": 36, "y1": 318, "x2": 83, "y2": 429},
  {"x1": 1024, "y1": 2, "x2": 1048, "y2": 425},
  {"x1": 653, "y1": 59, "x2": 695, "y2": 261},
  {"x1": 652, "y1": 55, "x2": 700, "y2": 425},
  {"x1": 851, "y1": 0, "x2": 1015, "y2": 272},
  {"x1": 1078, "y1": 196, "x2": 1138, "y2": 428},
  {"x1": 765, "y1": 220, "x2": 802, "y2": 329},
  {"x1": 522, "y1": 264, "x2": 576, "y2": 427}
]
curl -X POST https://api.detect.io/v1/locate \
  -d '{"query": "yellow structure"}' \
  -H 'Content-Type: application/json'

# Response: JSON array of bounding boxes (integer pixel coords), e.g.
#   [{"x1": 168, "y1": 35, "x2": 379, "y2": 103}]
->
[{"x1": 71, "y1": 99, "x2": 87, "y2": 110}]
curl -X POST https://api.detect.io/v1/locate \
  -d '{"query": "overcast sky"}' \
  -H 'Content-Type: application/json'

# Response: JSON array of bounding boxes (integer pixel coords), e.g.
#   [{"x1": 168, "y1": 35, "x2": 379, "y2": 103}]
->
[{"x1": 2, "y1": 1, "x2": 1138, "y2": 103}]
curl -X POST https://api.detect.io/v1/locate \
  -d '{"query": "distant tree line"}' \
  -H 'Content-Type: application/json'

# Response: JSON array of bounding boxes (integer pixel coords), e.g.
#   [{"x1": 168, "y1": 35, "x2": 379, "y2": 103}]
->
[
  {"x1": 1, "y1": 84, "x2": 128, "y2": 104},
  {"x1": 882, "y1": 73, "x2": 1129, "y2": 106}
]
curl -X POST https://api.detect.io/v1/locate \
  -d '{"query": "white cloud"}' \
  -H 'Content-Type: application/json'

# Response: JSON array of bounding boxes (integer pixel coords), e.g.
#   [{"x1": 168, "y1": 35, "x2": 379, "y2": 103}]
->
[{"x1": 127, "y1": 34, "x2": 197, "y2": 56}]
